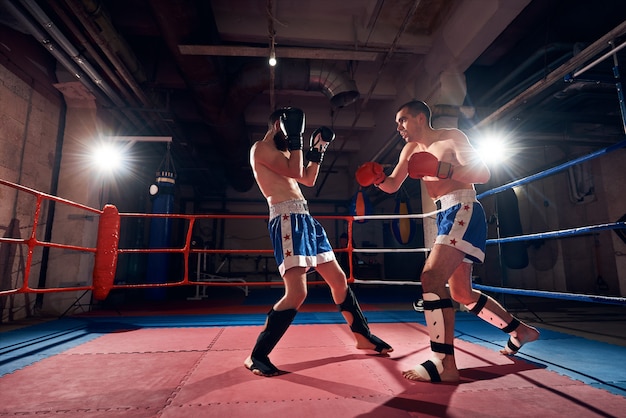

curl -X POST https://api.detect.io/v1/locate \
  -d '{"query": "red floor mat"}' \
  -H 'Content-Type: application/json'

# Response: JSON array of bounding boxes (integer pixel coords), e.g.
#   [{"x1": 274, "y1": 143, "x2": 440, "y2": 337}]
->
[{"x1": 1, "y1": 322, "x2": 624, "y2": 417}]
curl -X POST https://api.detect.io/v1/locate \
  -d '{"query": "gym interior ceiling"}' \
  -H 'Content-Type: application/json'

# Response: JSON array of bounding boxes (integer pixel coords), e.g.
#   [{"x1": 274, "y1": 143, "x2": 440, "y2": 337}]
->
[{"x1": 0, "y1": 0, "x2": 625, "y2": 202}]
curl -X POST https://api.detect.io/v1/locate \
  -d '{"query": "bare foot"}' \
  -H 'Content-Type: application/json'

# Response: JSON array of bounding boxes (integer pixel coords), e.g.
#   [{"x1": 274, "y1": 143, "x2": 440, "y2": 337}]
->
[
  {"x1": 402, "y1": 358, "x2": 460, "y2": 383},
  {"x1": 244, "y1": 356, "x2": 281, "y2": 377},
  {"x1": 353, "y1": 332, "x2": 394, "y2": 355},
  {"x1": 501, "y1": 323, "x2": 540, "y2": 355}
]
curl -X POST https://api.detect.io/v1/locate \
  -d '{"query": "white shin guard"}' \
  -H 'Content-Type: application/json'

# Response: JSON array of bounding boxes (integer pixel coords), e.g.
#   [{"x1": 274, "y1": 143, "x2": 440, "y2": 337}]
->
[
  {"x1": 466, "y1": 292, "x2": 520, "y2": 334},
  {"x1": 417, "y1": 292, "x2": 455, "y2": 382}
]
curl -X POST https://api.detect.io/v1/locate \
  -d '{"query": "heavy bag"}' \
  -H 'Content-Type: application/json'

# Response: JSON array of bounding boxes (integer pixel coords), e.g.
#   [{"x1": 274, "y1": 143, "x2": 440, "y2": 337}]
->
[
  {"x1": 350, "y1": 188, "x2": 373, "y2": 223},
  {"x1": 391, "y1": 195, "x2": 415, "y2": 244}
]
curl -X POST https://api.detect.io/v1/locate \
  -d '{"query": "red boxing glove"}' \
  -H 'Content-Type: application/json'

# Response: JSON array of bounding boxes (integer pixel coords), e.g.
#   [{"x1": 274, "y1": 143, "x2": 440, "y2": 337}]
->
[
  {"x1": 408, "y1": 152, "x2": 454, "y2": 179},
  {"x1": 356, "y1": 162, "x2": 386, "y2": 187}
]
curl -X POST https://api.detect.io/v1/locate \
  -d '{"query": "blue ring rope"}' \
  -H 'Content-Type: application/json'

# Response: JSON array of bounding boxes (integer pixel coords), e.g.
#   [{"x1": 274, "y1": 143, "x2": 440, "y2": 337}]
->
[
  {"x1": 487, "y1": 222, "x2": 626, "y2": 244},
  {"x1": 477, "y1": 138, "x2": 626, "y2": 200},
  {"x1": 473, "y1": 283, "x2": 626, "y2": 306}
]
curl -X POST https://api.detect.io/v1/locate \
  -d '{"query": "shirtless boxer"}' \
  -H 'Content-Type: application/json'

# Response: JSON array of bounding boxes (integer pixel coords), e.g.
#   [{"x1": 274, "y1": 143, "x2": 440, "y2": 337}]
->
[
  {"x1": 356, "y1": 100, "x2": 539, "y2": 383},
  {"x1": 245, "y1": 107, "x2": 392, "y2": 377}
]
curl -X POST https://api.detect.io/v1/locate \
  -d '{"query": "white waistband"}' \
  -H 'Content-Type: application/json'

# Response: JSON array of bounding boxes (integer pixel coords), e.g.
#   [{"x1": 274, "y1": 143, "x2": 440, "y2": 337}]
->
[
  {"x1": 269, "y1": 199, "x2": 309, "y2": 219},
  {"x1": 435, "y1": 189, "x2": 477, "y2": 210}
]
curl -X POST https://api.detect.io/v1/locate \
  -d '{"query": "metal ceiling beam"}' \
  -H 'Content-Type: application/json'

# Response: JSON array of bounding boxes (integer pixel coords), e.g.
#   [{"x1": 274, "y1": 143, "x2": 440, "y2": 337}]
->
[
  {"x1": 475, "y1": 19, "x2": 626, "y2": 129},
  {"x1": 178, "y1": 45, "x2": 379, "y2": 61}
]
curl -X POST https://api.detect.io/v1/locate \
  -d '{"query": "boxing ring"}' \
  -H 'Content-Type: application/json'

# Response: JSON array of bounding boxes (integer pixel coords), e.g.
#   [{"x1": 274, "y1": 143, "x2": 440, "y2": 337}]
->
[
  {"x1": 2, "y1": 137, "x2": 626, "y2": 417},
  {"x1": 2, "y1": 142, "x2": 626, "y2": 417},
  {"x1": 1, "y1": 139, "x2": 626, "y2": 308}
]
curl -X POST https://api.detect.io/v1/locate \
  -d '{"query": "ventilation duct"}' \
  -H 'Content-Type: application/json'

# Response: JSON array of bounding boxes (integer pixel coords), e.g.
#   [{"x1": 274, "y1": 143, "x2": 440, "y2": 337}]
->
[
  {"x1": 225, "y1": 60, "x2": 360, "y2": 112},
  {"x1": 309, "y1": 62, "x2": 360, "y2": 108}
]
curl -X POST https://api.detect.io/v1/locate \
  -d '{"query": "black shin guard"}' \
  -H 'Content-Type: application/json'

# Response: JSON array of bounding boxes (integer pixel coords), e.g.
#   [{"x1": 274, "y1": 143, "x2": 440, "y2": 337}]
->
[
  {"x1": 338, "y1": 287, "x2": 392, "y2": 353},
  {"x1": 338, "y1": 287, "x2": 369, "y2": 335},
  {"x1": 250, "y1": 308, "x2": 297, "y2": 374}
]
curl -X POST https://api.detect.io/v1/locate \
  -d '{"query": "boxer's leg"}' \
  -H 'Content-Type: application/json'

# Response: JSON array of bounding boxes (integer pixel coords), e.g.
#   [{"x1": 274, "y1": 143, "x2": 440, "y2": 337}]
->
[
  {"x1": 338, "y1": 287, "x2": 392, "y2": 354},
  {"x1": 466, "y1": 291, "x2": 539, "y2": 355},
  {"x1": 403, "y1": 293, "x2": 455, "y2": 382},
  {"x1": 246, "y1": 308, "x2": 297, "y2": 376}
]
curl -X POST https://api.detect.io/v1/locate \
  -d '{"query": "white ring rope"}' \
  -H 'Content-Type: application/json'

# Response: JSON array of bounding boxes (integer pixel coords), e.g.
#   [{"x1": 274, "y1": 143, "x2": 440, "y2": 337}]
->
[
  {"x1": 354, "y1": 248, "x2": 430, "y2": 253},
  {"x1": 353, "y1": 208, "x2": 442, "y2": 221}
]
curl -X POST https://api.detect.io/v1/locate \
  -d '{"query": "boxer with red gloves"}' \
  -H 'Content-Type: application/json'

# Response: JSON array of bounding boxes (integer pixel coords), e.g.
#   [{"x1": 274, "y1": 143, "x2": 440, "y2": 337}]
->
[{"x1": 357, "y1": 100, "x2": 538, "y2": 384}]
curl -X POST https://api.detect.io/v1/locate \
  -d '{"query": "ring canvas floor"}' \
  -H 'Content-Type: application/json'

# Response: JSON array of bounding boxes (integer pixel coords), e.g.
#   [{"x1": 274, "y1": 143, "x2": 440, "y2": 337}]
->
[{"x1": 1, "y1": 286, "x2": 625, "y2": 417}]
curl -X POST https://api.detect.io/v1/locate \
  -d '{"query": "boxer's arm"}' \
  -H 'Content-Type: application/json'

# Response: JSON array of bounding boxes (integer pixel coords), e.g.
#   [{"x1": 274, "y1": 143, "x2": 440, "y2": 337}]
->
[
  {"x1": 298, "y1": 161, "x2": 320, "y2": 187},
  {"x1": 376, "y1": 144, "x2": 412, "y2": 193},
  {"x1": 300, "y1": 126, "x2": 335, "y2": 187},
  {"x1": 251, "y1": 140, "x2": 303, "y2": 179}
]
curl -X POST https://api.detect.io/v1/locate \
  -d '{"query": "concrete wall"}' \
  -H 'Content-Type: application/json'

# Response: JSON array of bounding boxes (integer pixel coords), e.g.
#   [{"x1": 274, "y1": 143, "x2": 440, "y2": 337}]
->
[{"x1": 0, "y1": 62, "x2": 61, "y2": 321}]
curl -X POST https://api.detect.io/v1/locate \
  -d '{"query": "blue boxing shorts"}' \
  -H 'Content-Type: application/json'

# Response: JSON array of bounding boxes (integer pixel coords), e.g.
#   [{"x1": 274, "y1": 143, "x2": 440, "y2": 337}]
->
[
  {"x1": 434, "y1": 189, "x2": 486, "y2": 263},
  {"x1": 268, "y1": 199, "x2": 336, "y2": 276}
]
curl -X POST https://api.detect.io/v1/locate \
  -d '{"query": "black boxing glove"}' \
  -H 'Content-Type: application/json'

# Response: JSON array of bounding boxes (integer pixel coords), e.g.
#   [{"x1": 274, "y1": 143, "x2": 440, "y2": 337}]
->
[
  {"x1": 305, "y1": 126, "x2": 335, "y2": 164},
  {"x1": 279, "y1": 107, "x2": 305, "y2": 151}
]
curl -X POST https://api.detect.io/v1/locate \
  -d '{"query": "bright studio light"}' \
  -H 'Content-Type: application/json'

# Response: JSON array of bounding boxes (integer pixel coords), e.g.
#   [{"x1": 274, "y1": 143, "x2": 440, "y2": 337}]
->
[
  {"x1": 91, "y1": 142, "x2": 125, "y2": 173},
  {"x1": 475, "y1": 135, "x2": 510, "y2": 165}
]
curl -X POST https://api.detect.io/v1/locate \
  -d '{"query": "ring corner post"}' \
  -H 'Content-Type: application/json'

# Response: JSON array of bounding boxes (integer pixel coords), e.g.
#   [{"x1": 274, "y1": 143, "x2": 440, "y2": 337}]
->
[{"x1": 92, "y1": 204, "x2": 121, "y2": 301}]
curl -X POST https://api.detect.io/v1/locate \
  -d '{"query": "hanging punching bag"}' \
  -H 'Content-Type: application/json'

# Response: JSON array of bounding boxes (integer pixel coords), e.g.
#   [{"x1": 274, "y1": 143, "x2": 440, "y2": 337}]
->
[
  {"x1": 391, "y1": 194, "x2": 416, "y2": 245},
  {"x1": 350, "y1": 187, "x2": 373, "y2": 223},
  {"x1": 496, "y1": 188, "x2": 528, "y2": 269},
  {"x1": 145, "y1": 170, "x2": 176, "y2": 300}
]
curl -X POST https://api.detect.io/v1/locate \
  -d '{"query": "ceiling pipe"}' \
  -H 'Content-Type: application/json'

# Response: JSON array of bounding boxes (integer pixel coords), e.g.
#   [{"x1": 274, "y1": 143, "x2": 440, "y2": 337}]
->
[
  {"x1": 474, "y1": 19, "x2": 626, "y2": 129},
  {"x1": 490, "y1": 50, "x2": 584, "y2": 108},
  {"x1": 47, "y1": 0, "x2": 135, "y2": 104},
  {"x1": 7, "y1": 0, "x2": 148, "y2": 133},
  {"x1": 6, "y1": 0, "x2": 191, "y2": 181},
  {"x1": 3, "y1": 1, "x2": 124, "y2": 111},
  {"x1": 63, "y1": 0, "x2": 186, "y2": 142},
  {"x1": 478, "y1": 43, "x2": 574, "y2": 106},
  {"x1": 72, "y1": 0, "x2": 146, "y2": 84},
  {"x1": 17, "y1": 0, "x2": 126, "y2": 107},
  {"x1": 64, "y1": 0, "x2": 147, "y2": 105}
]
